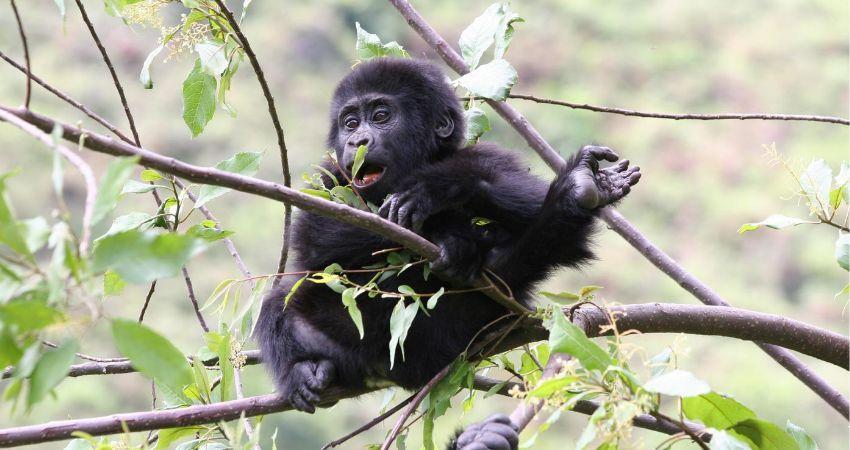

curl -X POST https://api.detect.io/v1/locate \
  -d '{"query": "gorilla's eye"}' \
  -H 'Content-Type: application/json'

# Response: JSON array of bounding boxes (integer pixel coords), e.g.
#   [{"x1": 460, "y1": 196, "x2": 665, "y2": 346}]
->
[
  {"x1": 344, "y1": 117, "x2": 359, "y2": 130},
  {"x1": 372, "y1": 110, "x2": 390, "y2": 123}
]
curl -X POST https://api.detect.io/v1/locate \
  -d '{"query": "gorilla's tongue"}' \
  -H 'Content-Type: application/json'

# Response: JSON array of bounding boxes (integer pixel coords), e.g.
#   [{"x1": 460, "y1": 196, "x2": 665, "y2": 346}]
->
[{"x1": 355, "y1": 165, "x2": 384, "y2": 187}]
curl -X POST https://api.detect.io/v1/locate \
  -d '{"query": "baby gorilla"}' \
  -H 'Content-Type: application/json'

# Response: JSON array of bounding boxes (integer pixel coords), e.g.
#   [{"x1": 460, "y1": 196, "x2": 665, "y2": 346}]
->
[{"x1": 256, "y1": 58, "x2": 640, "y2": 449}]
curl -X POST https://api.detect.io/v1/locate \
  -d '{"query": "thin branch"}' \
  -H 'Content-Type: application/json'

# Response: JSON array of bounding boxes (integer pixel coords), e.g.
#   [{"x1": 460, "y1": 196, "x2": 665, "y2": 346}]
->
[
  {"x1": 211, "y1": 0, "x2": 293, "y2": 276},
  {"x1": 381, "y1": 365, "x2": 451, "y2": 450},
  {"x1": 137, "y1": 281, "x2": 157, "y2": 323},
  {"x1": 322, "y1": 393, "x2": 417, "y2": 449},
  {"x1": 73, "y1": 0, "x2": 142, "y2": 146},
  {"x1": 0, "y1": 51, "x2": 255, "y2": 282},
  {"x1": 387, "y1": 0, "x2": 849, "y2": 420},
  {"x1": 181, "y1": 266, "x2": 209, "y2": 332},
  {"x1": 601, "y1": 209, "x2": 850, "y2": 417},
  {"x1": 9, "y1": 0, "x2": 31, "y2": 108},
  {"x1": 505, "y1": 94, "x2": 850, "y2": 126},
  {"x1": 41, "y1": 341, "x2": 125, "y2": 364},
  {"x1": 0, "y1": 109, "x2": 96, "y2": 256}
]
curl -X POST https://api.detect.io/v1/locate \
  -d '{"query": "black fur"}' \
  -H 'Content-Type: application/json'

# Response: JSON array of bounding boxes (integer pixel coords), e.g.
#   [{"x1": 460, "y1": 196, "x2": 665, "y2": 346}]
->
[{"x1": 255, "y1": 58, "x2": 639, "y2": 449}]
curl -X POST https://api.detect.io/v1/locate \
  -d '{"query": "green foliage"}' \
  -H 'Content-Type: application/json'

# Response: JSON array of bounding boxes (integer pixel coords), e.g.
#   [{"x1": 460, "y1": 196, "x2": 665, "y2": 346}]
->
[
  {"x1": 643, "y1": 369, "x2": 710, "y2": 397},
  {"x1": 354, "y1": 22, "x2": 409, "y2": 60},
  {"x1": 458, "y1": 2, "x2": 523, "y2": 69},
  {"x1": 27, "y1": 340, "x2": 77, "y2": 408},
  {"x1": 463, "y1": 106, "x2": 491, "y2": 145},
  {"x1": 454, "y1": 59, "x2": 518, "y2": 102},
  {"x1": 682, "y1": 392, "x2": 756, "y2": 429},
  {"x1": 388, "y1": 298, "x2": 418, "y2": 369},
  {"x1": 182, "y1": 59, "x2": 218, "y2": 137},
  {"x1": 111, "y1": 319, "x2": 193, "y2": 403},
  {"x1": 547, "y1": 309, "x2": 612, "y2": 371},
  {"x1": 0, "y1": 174, "x2": 33, "y2": 260},
  {"x1": 195, "y1": 151, "x2": 262, "y2": 208},
  {"x1": 92, "y1": 230, "x2": 206, "y2": 284},
  {"x1": 92, "y1": 156, "x2": 140, "y2": 226},
  {"x1": 738, "y1": 214, "x2": 816, "y2": 233},
  {"x1": 351, "y1": 144, "x2": 369, "y2": 180}
]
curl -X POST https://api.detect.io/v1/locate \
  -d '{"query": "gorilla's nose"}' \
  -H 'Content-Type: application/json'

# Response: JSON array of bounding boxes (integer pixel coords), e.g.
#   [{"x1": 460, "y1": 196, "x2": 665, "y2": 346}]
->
[{"x1": 348, "y1": 134, "x2": 372, "y2": 148}]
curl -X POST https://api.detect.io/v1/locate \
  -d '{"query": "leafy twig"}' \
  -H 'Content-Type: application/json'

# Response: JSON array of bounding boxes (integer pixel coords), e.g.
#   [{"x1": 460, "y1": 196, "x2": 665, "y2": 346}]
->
[
  {"x1": 380, "y1": 364, "x2": 452, "y2": 450},
  {"x1": 322, "y1": 392, "x2": 417, "y2": 449}
]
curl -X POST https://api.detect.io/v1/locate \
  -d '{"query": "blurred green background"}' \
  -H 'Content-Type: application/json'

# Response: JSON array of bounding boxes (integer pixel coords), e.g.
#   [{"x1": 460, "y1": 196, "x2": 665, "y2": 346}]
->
[{"x1": 0, "y1": 0, "x2": 847, "y2": 448}]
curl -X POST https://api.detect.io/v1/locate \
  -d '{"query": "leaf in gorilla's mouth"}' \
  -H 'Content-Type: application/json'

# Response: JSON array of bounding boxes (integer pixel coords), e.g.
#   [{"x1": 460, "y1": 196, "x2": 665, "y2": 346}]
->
[{"x1": 353, "y1": 163, "x2": 385, "y2": 187}]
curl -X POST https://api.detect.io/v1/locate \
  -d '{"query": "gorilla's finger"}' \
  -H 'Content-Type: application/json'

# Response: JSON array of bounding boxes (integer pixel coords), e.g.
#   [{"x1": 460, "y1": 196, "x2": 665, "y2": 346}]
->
[
  {"x1": 411, "y1": 212, "x2": 427, "y2": 234},
  {"x1": 476, "y1": 431, "x2": 512, "y2": 450},
  {"x1": 615, "y1": 159, "x2": 629, "y2": 170},
  {"x1": 628, "y1": 171, "x2": 642, "y2": 185},
  {"x1": 481, "y1": 424, "x2": 519, "y2": 446},
  {"x1": 397, "y1": 203, "x2": 413, "y2": 229},
  {"x1": 483, "y1": 414, "x2": 516, "y2": 428},
  {"x1": 290, "y1": 392, "x2": 315, "y2": 414},
  {"x1": 588, "y1": 145, "x2": 619, "y2": 162},
  {"x1": 311, "y1": 360, "x2": 334, "y2": 390},
  {"x1": 378, "y1": 198, "x2": 393, "y2": 218},
  {"x1": 388, "y1": 198, "x2": 401, "y2": 224},
  {"x1": 299, "y1": 385, "x2": 320, "y2": 404}
]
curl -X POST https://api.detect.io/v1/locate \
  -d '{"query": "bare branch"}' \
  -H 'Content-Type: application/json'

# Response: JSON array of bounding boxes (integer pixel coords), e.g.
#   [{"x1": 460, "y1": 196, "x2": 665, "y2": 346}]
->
[
  {"x1": 137, "y1": 281, "x2": 157, "y2": 323},
  {"x1": 73, "y1": 0, "x2": 142, "y2": 147},
  {"x1": 386, "y1": 0, "x2": 849, "y2": 419},
  {"x1": 323, "y1": 392, "x2": 417, "y2": 449},
  {"x1": 181, "y1": 266, "x2": 209, "y2": 332},
  {"x1": 8, "y1": 0, "x2": 31, "y2": 108},
  {"x1": 381, "y1": 365, "x2": 451, "y2": 450},
  {"x1": 505, "y1": 94, "x2": 850, "y2": 126},
  {"x1": 0, "y1": 109, "x2": 96, "y2": 256},
  {"x1": 211, "y1": 0, "x2": 293, "y2": 276}
]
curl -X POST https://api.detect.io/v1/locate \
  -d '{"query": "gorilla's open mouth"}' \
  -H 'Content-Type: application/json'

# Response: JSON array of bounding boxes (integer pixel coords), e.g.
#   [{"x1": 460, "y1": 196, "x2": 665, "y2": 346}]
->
[{"x1": 353, "y1": 164, "x2": 386, "y2": 188}]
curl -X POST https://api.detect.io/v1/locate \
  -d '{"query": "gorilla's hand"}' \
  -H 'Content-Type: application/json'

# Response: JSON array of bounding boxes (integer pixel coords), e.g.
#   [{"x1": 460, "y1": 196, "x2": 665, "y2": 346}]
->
[
  {"x1": 430, "y1": 232, "x2": 483, "y2": 284},
  {"x1": 378, "y1": 182, "x2": 444, "y2": 233},
  {"x1": 282, "y1": 359, "x2": 334, "y2": 413},
  {"x1": 451, "y1": 415, "x2": 519, "y2": 450},
  {"x1": 570, "y1": 145, "x2": 640, "y2": 209}
]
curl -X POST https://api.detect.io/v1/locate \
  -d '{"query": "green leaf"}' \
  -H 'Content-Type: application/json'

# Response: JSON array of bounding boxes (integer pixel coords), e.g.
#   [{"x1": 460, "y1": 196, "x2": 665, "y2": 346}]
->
[
  {"x1": 493, "y1": 6, "x2": 523, "y2": 60},
  {"x1": 92, "y1": 156, "x2": 140, "y2": 226},
  {"x1": 300, "y1": 188, "x2": 331, "y2": 200},
  {"x1": 341, "y1": 288, "x2": 365, "y2": 339},
  {"x1": 156, "y1": 427, "x2": 204, "y2": 450},
  {"x1": 388, "y1": 299, "x2": 418, "y2": 369},
  {"x1": 92, "y1": 230, "x2": 206, "y2": 284},
  {"x1": 799, "y1": 159, "x2": 833, "y2": 215},
  {"x1": 526, "y1": 375, "x2": 578, "y2": 398},
  {"x1": 182, "y1": 59, "x2": 217, "y2": 137},
  {"x1": 195, "y1": 152, "x2": 262, "y2": 208},
  {"x1": 835, "y1": 233, "x2": 849, "y2": 271},
  {"x1": 578, "y1": 285, "x2": 603, "y2": 298},
  {"x1": 458, "y1": 3, "x2": 503, "y2": 69},
  {"x1": 737, "y1": 214, "x2": 815, "y2": 234},
  {"x1": 355, "y1": 22, "x2": 409, "y2": 60},
  {"x1": 139, "y1": 44, "x2": 164, "y2": 89},
  {"x1": 27, "y1": 340, "x2": 77, "y2": 407},
  {"x1": 454, "y1": 59, "x2": 517, "y2": 102},
  {"x1": 708, "y1": 430, "x2": 753, "y2": 450},
  {"x1": 112, "y1": 319, "x2": 193, "y2": 401},
  {"x1": 18, "y1": 217, "x2": 51, "y2": 253},
  {"x1": 53, "y1": 0, "x2": 66, "y2": 18},
  {"x1": 785, "y1": 421, "x2": 818, "y2": 450},
  {"x1": 426, "y1": 287, "x2": 445, "y2": 309},
  {"x1": 539, "y1": 291, "x2": 580, "y2": 303},
  {"x1": 352, "y1": 145, "x2": 369, "y2": 180},
  {"x1": 140, "y1": 169, "x2": 163, "y2": 182},
  {"x1": 682, "y1": 392, "x2": 756, "y2": 429},
  {"x1": 0, "y1": 177, "x2": 32, "y2": 259},
  {"x1": 195, "y1": 41, "x2": 229, "y2": 77},
  {"x1": 96, "y1": 212, "x2": 152, "y2": 241},
  {"x1": 121, "y1": 180, "x2": 158, "y2": 195},
  {"x1": 186, "y1": 224, "x2": 234, "y2": 242},
  {"x1": 0, "y1": 299, "x2": 63, "y2": 332},
  {"x1": 103, "y1": 270, "x2": 126, "y2": 296},
  {"x1": 732, "y1": 418, "x2": 800, "y2": 450},
  {"x1": 204, "y1": 332, "x2": 234, "y2": 402},
  {"x1": 547, "y1": 310, "x2": 612, "y2": 371},
  {"x1": 463, "y1": 106, "x2": 491, "y2": 145},
  {"x1": 644, "y1": 369, "x2": 711, "y2": 397}
]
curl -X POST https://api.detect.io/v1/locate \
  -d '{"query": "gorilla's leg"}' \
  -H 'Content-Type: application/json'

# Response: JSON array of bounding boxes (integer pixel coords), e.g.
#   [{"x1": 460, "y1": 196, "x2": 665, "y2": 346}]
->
[{"x1": 448, "y1": 415, "x2": 519, "y2": 450}]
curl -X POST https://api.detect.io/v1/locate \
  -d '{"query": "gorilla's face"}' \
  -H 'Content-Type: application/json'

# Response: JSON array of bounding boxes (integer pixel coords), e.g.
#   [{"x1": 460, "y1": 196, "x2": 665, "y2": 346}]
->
[{"x1": 327, "y1": 58, "x2": 464, "y2": 203}]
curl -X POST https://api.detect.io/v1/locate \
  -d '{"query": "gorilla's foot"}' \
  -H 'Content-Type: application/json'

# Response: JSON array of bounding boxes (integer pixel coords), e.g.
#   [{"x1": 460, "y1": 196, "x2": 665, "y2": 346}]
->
[
  {"x1": 452, "y1": 414, "x2": 519, "y2": 450},
  {"x1": 284, "y1": 359, "x2": 334, "y2": 413}
]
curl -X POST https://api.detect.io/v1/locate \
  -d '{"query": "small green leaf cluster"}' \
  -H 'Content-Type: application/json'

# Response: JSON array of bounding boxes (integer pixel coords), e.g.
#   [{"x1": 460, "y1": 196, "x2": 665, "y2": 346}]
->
[
  {"x1": 300, "y1": 152, "x2": 377, "y2": 212},
  {"x1": 738, "y1": 147, "x2": 849, "y2": 296},
  {"x1": 507, "y1": 304, "x2": 819, "y2": 449},
  {"x1": 455, "y1": 2, "x2": 523, "y2": 145}
]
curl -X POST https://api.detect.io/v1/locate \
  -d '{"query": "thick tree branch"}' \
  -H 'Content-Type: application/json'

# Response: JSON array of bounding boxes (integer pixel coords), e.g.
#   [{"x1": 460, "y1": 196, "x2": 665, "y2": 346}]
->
[
  {"x1": 505, "y1": 94, "x2": 850, "y2": 126},
  {"x1": 387, "y1": 0, "x2": 849, "y2": 419},
  {"x1": 5, "y1": 300, "x2": 842, "y2": 446},
  {"x1": 0, "y1": 105, "x2": 525, "y2": 315}
]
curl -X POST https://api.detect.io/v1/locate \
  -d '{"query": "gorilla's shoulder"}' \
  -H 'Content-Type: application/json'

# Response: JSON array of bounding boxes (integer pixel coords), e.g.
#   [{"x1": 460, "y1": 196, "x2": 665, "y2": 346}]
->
[{"x1": 458, "y1": 142, "x2": 530, "y2": 173}]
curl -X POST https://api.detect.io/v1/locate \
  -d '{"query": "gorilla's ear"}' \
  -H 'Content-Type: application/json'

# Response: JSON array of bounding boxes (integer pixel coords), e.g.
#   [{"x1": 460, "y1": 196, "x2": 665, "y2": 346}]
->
[{"x1": 435, "y1": 114, "x2": 455, "y2": 139}]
